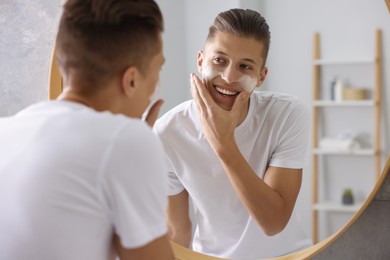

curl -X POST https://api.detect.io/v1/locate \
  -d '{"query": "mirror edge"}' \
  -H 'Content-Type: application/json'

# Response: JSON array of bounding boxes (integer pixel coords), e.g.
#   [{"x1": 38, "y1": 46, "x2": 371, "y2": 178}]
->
[
  {"x1": 385, "y1": 0, "x2": 390, "y2": 12},
  {"x1": 49, "y1": 47, "x2": 62, "y2": 100}
]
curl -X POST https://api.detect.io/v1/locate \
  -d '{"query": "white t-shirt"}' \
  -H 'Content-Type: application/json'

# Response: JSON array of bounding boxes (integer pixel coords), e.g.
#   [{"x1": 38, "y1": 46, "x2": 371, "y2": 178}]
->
[
  {"x1": 154, "y1": 91, "x2": 312, "y2": 259},
  {"x1": 0, "y1": 101, "x2": 168, "y2": 260}
]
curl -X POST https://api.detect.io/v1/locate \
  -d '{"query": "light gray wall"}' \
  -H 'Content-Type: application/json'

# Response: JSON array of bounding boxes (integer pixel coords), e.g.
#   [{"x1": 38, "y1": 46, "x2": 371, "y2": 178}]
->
[
  {"x1": 0, "y1": 0, "x2": 62, "y2": 116},
  {"x1": 155, "y1": 0, "x2": 188, "y2": 114}
]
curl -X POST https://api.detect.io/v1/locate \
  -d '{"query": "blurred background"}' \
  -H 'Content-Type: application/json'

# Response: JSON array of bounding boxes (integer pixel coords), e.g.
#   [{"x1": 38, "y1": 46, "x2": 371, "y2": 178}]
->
[{"x1": 1, "y1": 0, "x2": 389, "y2": 244}]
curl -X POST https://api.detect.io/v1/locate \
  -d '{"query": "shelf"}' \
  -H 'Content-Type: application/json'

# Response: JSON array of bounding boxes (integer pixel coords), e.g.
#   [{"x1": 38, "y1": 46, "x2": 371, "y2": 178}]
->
[
  {"x1": 314, "y1": 58, "x2": 375, "y2": 65},
  {"x1": 313, "y1": 148, "x2": 376, "y2": 156},
  {"x1": 311, "y1": 30, "x2": 382, "y2": 244},
  {"x1": 313, "y1": 100, "x2": 376, "y2": 107},
  {"x1": 313, "y1": 201, "x2": 363, "y2": 213}
]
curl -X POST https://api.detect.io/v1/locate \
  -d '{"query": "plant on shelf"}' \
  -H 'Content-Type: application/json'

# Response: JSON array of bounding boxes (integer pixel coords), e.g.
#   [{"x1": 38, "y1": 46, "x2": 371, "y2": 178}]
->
[{"x1": 342, "y1": 188, "x2": 354, "y2": 205}]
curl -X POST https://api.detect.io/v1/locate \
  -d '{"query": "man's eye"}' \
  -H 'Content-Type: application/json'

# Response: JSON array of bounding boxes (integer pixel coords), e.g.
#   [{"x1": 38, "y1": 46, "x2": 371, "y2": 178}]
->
[
  {"x1": 240, "y1": 64, "x2": 252, "y2": 70},
  {"x1": 213, "y1": 57, "x2": 225, "y2": 64}
]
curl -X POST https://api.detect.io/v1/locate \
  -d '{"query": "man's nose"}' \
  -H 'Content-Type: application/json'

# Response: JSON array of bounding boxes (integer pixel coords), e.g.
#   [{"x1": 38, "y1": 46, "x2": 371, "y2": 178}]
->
[{"x1": 221, "y1": 65, "x2": 241, "y2": 84}]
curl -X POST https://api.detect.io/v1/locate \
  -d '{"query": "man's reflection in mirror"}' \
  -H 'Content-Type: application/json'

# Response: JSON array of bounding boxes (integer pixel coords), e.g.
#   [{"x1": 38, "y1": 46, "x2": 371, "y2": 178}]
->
[{"x1": 154, "y1": 8, "x2": 312, "y2": 259}]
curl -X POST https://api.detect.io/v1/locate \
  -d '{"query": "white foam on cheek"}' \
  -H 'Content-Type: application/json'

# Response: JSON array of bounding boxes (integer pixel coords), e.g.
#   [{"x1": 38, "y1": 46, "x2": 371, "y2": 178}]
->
[
  {"x1": 239, "y1": 75, "x2": 257, "y2": 93},
  {"x1": 202, "y1": 65, "x2": 257, "y2": 93},
  {"x1": 202, "y1": 65, "x2": 222, "y2": 81}
]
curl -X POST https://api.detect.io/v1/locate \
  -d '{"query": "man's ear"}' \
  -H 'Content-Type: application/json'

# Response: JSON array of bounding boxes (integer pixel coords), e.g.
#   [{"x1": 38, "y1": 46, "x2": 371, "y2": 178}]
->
[
  {"x1": 255, "y1": 66, "x2": 268, "y2": 89},
  {"x1": 197, "y1": 51, "x2": 204, "y2": 74},
  {"x1": 122, "y1": 66, "x2": 139, "y2": 98}
]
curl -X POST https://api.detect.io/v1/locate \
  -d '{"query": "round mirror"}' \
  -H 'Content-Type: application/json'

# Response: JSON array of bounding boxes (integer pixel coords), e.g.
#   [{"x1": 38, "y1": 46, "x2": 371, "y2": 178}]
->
[{"x1": 49, "y1": 1, "x2": 389, "y2": 258}]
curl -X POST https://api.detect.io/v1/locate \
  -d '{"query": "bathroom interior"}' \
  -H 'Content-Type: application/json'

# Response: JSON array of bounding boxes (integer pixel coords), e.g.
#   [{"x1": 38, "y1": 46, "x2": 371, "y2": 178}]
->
[{"x1": 1, "y1": 0, "x2": 389, "y2": 258}]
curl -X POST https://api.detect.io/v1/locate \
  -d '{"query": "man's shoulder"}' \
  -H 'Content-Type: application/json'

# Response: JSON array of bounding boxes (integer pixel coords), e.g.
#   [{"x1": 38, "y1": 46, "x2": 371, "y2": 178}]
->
[
  {"x1": 253, "y1": 91, "x2": 306, "y2": 111},
  {"x1": 154, "y1": 99, "x2": 195, "y2": 130},
  {"x1": 34, "y1": 101, "x2": 153, "y2": 141},
  {"x1": 253, "y1": 91, "x2": 300, "y2": 104},
  {"x1": 250, "y1": 91, "x2": 309, "y2": 124}
]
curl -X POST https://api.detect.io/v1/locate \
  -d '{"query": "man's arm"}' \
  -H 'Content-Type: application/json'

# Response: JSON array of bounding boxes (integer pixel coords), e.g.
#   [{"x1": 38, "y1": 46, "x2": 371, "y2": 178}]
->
[
  {"x1": 190, "y1": 73, "x2": 303, "y2": 236},
  {"x1": 114, "y1": 234, "x2": 174, "y2": 260},
  {"x1": 167, "y1": 190, "x2": 192, "y2": 247},
  {"x1": 218, "y1": 141, "x2": 302, "y2": 236}
]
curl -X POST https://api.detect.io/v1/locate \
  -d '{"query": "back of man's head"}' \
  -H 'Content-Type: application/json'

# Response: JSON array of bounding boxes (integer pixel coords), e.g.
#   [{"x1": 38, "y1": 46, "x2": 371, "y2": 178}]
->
[{"x1": 56, "y1": 0, "x2": 163, "y2": 95}]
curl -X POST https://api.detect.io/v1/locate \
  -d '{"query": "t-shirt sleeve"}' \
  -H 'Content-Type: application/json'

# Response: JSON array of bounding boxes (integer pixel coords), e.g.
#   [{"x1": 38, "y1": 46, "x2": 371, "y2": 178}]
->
[
  {"x1": 269, "y1": 102, "x2": 310, "y2": 169},
  {"x1": 153, "y1": 121, "x2": 185, "y2": 196},
  {"x1": 98, "y1": 122, "x2": 168, "y2": 248},
  {"x1": 165, "y1": 155, "x2": 185, "y2": 196}
]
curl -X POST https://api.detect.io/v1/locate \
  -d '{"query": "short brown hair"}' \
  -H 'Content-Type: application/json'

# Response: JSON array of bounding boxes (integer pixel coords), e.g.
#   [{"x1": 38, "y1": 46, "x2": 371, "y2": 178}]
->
[
  {"x1": 55, "y1": 0, "x2": 163, "y2": 94},
  {"x1": 207, "y1": 9, "x2": 270, "y2": 66}
]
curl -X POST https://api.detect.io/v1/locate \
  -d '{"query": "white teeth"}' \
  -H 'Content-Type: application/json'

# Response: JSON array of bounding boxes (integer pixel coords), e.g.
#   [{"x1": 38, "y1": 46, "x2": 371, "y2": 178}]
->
[{"x1": 215, "y1": 87, "x2": 238, "y2": 96}]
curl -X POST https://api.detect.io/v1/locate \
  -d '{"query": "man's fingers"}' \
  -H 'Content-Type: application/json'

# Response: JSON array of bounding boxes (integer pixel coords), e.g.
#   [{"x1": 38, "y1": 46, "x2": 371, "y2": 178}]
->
[
  {"x1": 190, "y1": 73, "x2": 206, "y2": 113},
  {"x1": 231, "y1": 91, "x2": 249, "y2": 113},
  {"x1": 145, "y1": 99, "x2": 164, "y2": 127},
  {"x1": 191, "y1": 73, "x2": 215, "y2": 109}
]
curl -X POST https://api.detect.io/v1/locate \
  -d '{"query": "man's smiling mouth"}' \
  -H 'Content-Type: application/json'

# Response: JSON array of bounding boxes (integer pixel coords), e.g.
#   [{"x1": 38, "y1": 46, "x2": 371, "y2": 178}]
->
[{"x1": 215, "y1": 86, "x2": 239, "y2": 96}]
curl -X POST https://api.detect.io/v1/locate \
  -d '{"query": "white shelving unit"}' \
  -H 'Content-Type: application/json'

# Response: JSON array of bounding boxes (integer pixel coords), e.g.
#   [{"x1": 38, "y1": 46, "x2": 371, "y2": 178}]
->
[
  {"x1": 313, "y1": 100, "x2": 377, "y2": 107},
  {"x1": 314, "y1": 58, "x2": 374, "y2": 65},
  {"x1": 313, "y1": 149, "x2": 376, "y2": 156},
  {"x1": 313, "y1": 201, "x2": 364, "y2": 213},
  {"x1": 311, "y1": 29, "x2": 382, "y2": 243}
]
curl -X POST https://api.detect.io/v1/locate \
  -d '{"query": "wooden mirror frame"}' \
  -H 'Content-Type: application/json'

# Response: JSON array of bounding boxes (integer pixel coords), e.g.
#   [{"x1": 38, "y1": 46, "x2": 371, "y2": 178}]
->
[
  {"x1": 385, "y1": 0, "x2": 390, "y2": 12},
  {"x1": 49, "y1": 50, "x2": 390, "y2": 259}
]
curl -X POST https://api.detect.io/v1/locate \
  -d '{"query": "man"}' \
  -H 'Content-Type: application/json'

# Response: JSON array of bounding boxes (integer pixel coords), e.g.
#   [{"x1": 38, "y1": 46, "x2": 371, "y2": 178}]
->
[
  {"x1": 0, "y1": 0, "x2": 174, "y2": 259},
  {"x1": 154, "y1": 8, "x2": 312, "y2": 259}
]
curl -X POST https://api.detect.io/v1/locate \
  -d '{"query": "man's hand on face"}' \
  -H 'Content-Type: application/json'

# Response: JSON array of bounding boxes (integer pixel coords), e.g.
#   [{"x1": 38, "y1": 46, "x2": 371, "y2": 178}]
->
[
  {"x1": 190, "y1": 73, "x2": 249, "y2": 155},
  {"x1": 144, "y1": 99, "x2": 164, "y2": 128}
]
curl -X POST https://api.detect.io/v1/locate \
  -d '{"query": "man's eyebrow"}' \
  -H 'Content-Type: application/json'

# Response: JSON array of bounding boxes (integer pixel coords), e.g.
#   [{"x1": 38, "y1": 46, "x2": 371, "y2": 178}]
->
[
  {"x1": 215, "y1": 50, "x2": 228, "y2": 56},
  {"x1": 214, "y1": 51, "x2": 258, "y2": 65},
  {"x1": 242, "y1": 58, "x2": 257, "y2": 65}
]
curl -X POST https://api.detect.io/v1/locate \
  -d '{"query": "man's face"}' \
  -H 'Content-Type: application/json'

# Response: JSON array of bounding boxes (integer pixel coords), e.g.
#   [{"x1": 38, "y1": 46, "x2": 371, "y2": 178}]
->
[
  {"x1": 137, "y1": 34, "x2": 165, "y2": 115},
  {"x1": 198, "y1": 32, "x2": 267, "y2": 111}
]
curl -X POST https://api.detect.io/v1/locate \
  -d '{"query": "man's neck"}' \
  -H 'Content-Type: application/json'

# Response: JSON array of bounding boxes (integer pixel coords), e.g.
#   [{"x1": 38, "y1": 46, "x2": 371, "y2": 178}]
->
[{"x1": 58, "y1": 87, "x2": 117, "y2": 113}]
